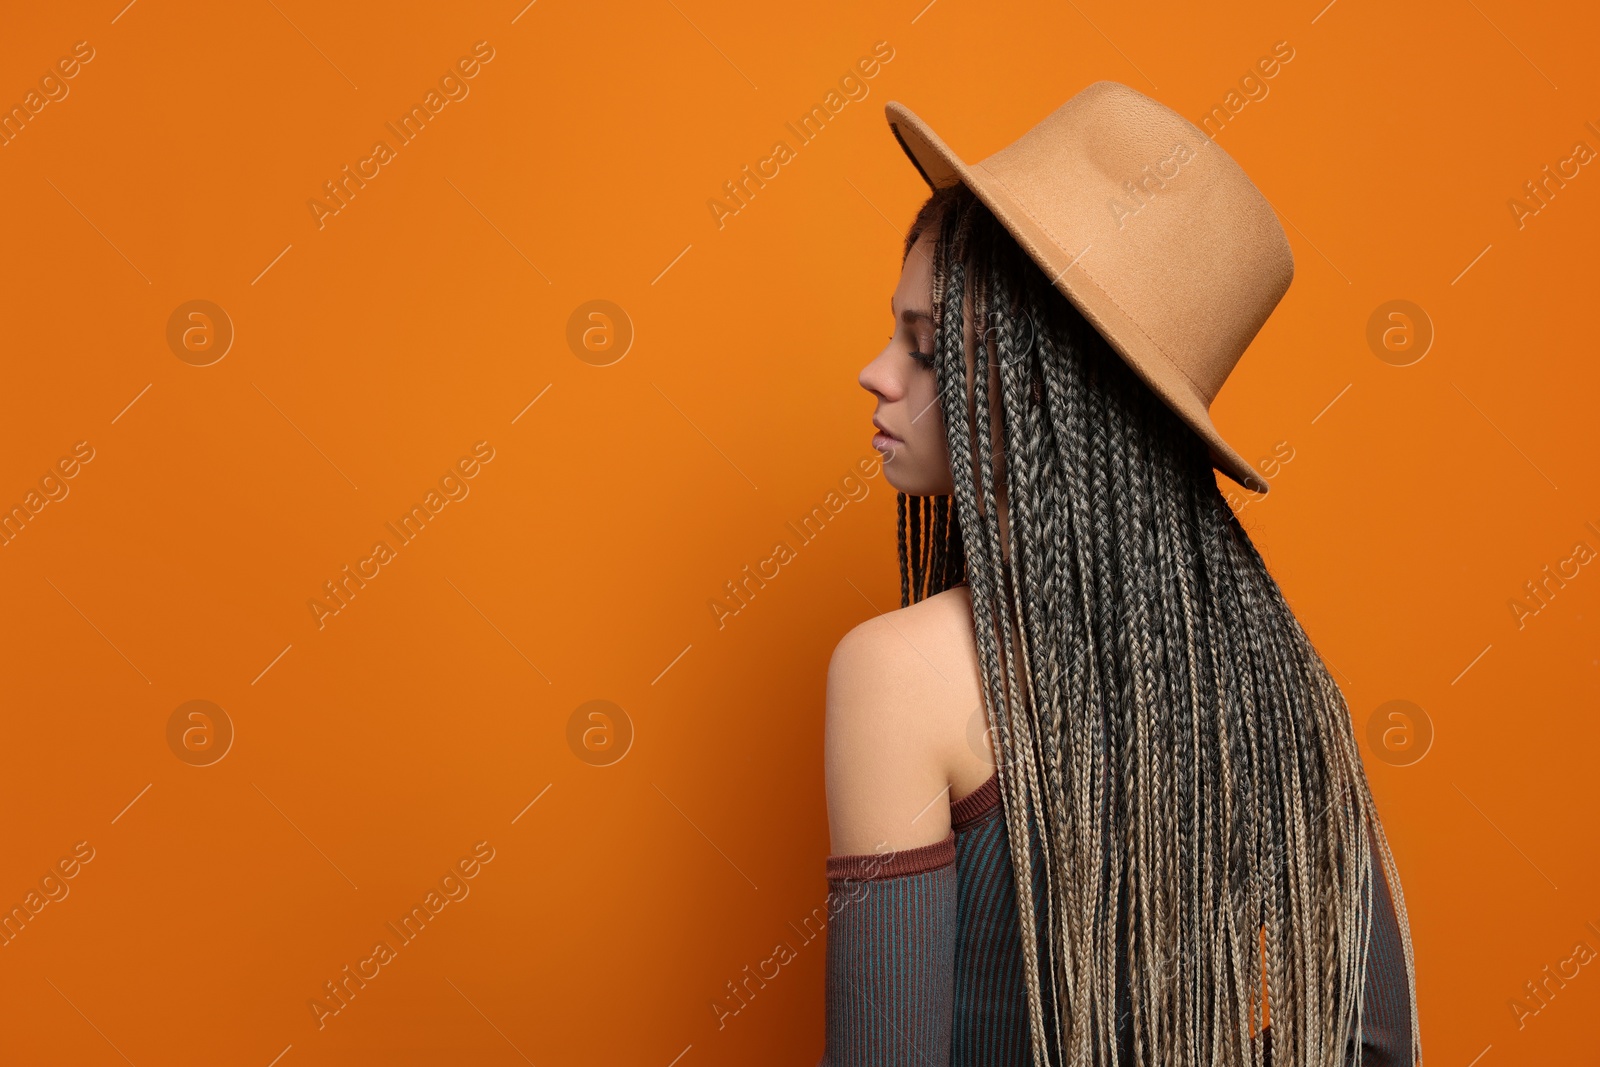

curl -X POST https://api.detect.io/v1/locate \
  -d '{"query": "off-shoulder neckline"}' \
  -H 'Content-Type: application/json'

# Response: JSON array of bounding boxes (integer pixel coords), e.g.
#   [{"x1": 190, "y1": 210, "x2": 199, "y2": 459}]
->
[{"x1": 951, "y1": 770, "x2": 1002, "y2": 829}]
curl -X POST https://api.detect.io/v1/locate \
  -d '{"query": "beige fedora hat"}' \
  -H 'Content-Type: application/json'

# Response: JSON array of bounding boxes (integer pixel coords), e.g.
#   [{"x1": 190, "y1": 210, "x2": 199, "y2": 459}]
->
[{"x1": 885, "y1": 81, "x2": 1294, "y2": 496}]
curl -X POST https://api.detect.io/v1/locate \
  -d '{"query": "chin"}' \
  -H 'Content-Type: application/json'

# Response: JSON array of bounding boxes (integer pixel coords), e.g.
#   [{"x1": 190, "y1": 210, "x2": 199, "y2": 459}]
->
[
  {"x1": 882, "y1": 463, "x2": 945, "y2": 497},
  {"x1": 878, "y1": 450, "x2": 909, "y2": 489}
]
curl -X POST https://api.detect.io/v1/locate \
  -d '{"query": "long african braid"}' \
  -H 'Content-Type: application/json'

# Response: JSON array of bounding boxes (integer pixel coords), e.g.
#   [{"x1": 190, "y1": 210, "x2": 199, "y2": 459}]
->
[{"x1": 893, "y1": 184, "x2": 1421, "y2": 1067}]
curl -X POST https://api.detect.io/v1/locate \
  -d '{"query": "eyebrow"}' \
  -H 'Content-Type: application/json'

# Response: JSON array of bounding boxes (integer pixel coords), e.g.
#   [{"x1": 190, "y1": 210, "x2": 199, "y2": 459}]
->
[{"x1": 890, "y1": 296, "x2": 934, "y2": 323}]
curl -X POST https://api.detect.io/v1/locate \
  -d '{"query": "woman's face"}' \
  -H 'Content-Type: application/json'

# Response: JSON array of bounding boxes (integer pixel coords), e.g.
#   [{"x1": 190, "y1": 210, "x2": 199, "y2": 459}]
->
[
  {"x1": 859, "y1": 226, "x2": 955, "y2": 496},
  {"x1": 859, "y1": 220, "x2": 1012, "y2": 551}
]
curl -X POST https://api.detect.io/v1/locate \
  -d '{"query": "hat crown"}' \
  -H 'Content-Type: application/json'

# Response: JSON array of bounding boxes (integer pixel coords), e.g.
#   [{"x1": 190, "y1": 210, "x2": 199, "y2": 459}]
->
[
  {"x1": 885, "y1": 81, "x2": 1294, "y2": 494},
  {"x1": 975, "y1": 81, "x2": 1293, "y2": 404}
]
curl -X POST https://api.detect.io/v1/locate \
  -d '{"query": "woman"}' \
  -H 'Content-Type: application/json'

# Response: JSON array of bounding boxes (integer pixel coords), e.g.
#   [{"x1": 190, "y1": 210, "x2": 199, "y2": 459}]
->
[{"x1": 822, "y1": 84, "x2": 1421, "y2": 1067}]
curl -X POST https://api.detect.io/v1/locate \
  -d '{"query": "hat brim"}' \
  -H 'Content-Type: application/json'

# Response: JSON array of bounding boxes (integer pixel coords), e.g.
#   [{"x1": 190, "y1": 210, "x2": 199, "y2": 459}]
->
[{"x1": 884, "y1": 100, "x2": 1272, "y2": 498}]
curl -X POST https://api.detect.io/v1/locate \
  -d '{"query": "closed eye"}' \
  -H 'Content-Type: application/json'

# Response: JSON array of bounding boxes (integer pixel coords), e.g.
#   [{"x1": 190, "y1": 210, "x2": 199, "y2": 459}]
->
[{"x1": 889, "y1": 329, "x2": 935, "y2": 369}]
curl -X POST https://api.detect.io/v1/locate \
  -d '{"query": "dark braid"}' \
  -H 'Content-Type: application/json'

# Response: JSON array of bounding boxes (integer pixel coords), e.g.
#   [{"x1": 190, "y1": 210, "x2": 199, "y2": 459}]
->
[
  {"x1": 910, "y1": 491, "x2": 925, "y2": 602},
  {"x1": 890, "y1": 184, "x2": 1421, "y2": 1067},
  {"x1": 896, "y1": 490, "x2": 910, "y2": 607}
]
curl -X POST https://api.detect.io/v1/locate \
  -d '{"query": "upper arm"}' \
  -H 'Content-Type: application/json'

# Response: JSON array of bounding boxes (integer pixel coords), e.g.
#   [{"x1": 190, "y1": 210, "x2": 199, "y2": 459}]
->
[{"x1": 824, "y1": 616, "x2": 953, "y2": 856}]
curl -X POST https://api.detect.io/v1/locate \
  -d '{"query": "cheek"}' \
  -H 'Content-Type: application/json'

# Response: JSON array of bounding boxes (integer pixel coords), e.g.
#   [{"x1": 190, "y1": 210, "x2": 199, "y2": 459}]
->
[
  {"x1": 915, "y1": 375, "x2": 947, "y2": 451},
  {"x1": 904, "y1": 373, "x2": 941, "y2": 443},
  {"x1": 898, "y1": 373, "x2": 954, "y2": 493}
]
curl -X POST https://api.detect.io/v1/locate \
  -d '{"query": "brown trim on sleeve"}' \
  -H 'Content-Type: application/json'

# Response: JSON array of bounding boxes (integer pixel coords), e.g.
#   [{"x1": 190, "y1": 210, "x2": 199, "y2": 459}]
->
[{"x1": 827, "y1": 831, "x2": 957, "y2": 881}]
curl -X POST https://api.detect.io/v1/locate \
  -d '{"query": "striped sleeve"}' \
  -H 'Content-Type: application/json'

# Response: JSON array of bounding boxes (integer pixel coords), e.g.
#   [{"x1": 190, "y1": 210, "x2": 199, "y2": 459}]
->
[
  {"x1": 822, "y1": 833, "x2": 958, "y2": 1067},
  {"x1": 1351, "y1": 835, "x2": 1416, "y2": 1067}
]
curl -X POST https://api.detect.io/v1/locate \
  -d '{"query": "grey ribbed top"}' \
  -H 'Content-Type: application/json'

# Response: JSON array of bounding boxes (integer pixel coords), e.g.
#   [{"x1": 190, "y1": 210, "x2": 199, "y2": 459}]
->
[{"x1": 822, "y1": 772, "x2": 1415, "y2": 1066}]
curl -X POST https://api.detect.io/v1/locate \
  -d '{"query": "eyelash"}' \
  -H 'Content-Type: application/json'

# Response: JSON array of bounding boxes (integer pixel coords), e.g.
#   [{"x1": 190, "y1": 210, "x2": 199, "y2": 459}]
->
[{"x1": 889, "y1": 333, "x2": 937, "y2": 368}]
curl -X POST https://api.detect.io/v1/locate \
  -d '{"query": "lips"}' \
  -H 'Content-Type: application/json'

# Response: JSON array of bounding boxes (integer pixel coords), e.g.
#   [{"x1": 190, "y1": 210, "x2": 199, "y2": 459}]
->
[{"x1": 872, "y1": 418, "x2": 902, "y2": 442}]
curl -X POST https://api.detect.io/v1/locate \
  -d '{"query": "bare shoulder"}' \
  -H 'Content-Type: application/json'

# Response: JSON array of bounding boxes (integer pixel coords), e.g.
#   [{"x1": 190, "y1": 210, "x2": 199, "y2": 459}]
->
[
  {"x1": 824, "y1": 585, "x2": 987, "y2": 856},
  {"x1": 827, "y1": 585, "x2": 978, "y2": 700}
]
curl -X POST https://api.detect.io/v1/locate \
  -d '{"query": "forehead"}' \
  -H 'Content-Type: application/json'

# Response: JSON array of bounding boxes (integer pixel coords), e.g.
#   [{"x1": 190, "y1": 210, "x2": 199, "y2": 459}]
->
[{"x1": 893, "y1": 228, "x2": 938, "y2": 311}]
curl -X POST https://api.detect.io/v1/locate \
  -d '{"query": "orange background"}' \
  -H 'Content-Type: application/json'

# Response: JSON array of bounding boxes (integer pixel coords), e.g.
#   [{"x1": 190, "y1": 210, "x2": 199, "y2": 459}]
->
[{"x1": 2, "y1": 1, "x2": 1597, "y2": 1064}]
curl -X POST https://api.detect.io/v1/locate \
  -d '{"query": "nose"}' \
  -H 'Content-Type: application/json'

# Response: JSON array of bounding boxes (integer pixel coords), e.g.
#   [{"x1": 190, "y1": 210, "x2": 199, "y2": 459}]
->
[{"x1": 858, "y1": 341, "x2": 900, "y2": 400}]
